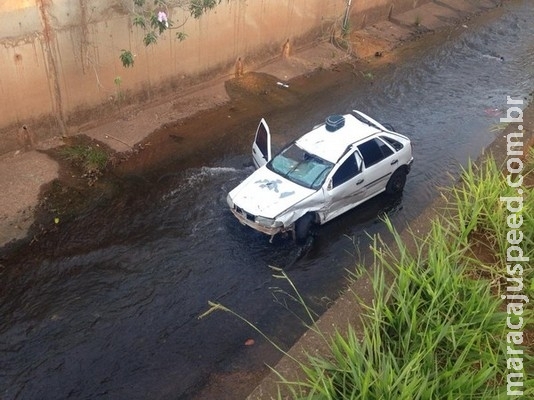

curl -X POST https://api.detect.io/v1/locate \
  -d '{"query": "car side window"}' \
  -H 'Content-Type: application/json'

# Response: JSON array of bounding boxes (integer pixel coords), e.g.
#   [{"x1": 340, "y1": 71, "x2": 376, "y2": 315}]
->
[
  {"x1": 358, "y1": 138, "x2": 393, "y2": 168},
  {"x1": 332, "y1": 152, "x2": 360, "y2": 188},
  {"x1": 380, "y1": 135, "x2": 403, "y2": 151}
]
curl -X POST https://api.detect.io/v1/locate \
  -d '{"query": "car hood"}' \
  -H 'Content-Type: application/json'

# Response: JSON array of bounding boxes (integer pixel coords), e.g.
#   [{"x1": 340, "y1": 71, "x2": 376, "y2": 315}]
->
[{"x1": 229, "y1": 167, "x2": 315, "y2": 219}]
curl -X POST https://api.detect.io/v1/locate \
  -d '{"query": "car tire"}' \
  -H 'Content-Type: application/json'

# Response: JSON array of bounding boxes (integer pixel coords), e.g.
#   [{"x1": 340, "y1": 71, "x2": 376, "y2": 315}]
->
[
  {"x1": 294, "y1": 213, "x2": 314, "y2": 245},
  {"x1": 386, "y1": 168, "x2": 407, "y2": 194}
]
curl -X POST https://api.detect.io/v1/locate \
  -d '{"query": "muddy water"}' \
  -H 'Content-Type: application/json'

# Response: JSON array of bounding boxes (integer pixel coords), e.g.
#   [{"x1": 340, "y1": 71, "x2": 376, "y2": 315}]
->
[{"x1": 1, "y1": 2, "x2": 534, "y2": 399}]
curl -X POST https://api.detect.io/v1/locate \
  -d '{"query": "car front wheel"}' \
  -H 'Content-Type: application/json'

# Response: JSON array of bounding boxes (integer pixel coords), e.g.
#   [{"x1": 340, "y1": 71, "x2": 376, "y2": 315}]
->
[
  {"x1": 294, "y1": 213, "x2": 315, "y2": 245},
  {"x1": 386, "y1": 168, "x2": 407, "y2": 194}
]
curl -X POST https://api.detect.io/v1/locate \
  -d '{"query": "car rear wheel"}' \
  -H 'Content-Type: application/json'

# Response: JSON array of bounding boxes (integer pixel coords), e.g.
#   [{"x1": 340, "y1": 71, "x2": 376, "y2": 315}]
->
[
  {"x1": 294, "y1": 213, "x2": 314, "y2": 245},
  {"x1": 386, "y1": 168, "x2": 407, "y2": 194}
]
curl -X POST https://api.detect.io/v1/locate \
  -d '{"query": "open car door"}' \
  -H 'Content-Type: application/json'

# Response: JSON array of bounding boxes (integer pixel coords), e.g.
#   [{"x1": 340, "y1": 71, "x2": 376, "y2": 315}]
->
[{"x1": 252, "y1": 118, "x2": 272, "y2": 169}]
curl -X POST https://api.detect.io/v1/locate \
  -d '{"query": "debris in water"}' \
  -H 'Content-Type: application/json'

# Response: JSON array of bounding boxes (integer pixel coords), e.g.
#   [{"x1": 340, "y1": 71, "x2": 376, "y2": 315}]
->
[
  {"x1": 244, "y1": 338, "x2": 255, "y2": 346},
  {"x1": 484, "y1": 108, "x2": 501, "y2": 117}
]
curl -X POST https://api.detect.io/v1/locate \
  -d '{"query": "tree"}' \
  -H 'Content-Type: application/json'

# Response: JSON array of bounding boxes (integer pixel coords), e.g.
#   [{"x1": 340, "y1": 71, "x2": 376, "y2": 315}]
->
[{"x1": 119, "y1": 0, "x2": 223, "y2": 68}]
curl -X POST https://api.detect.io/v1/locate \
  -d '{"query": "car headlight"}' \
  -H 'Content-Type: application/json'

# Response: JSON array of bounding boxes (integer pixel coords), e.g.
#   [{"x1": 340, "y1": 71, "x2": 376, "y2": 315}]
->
[
  {"x1": 226, "y1": 193, "x2": 234, "y2": 209},
  {"x1": 255, "y1": 216, "x2": 283, "y2": 228}
]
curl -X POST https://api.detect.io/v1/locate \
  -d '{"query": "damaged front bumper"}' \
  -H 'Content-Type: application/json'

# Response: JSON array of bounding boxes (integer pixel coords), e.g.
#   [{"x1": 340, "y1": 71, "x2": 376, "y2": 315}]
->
[{"x1": 229, "y1": 206, "x2": 288, "y2": 237}]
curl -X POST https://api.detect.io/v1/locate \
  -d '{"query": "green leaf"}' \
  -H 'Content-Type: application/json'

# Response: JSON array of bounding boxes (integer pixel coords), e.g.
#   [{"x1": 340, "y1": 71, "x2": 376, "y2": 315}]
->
[
  {"x1": 176, "y1": 31, "x2": 188, "y2": 41},
  {"x1": 119, "y1": 49, "x2": 134, "y2": 68},
  {"x1": 132, "y1": 15, "x2": 146, "y2": 29},
  {"x1": 189, "y1": 0, "x2": 222, "y2": 19},
  {"x1": 143, "y1": 31, "x2": 158, "y2": 46}
]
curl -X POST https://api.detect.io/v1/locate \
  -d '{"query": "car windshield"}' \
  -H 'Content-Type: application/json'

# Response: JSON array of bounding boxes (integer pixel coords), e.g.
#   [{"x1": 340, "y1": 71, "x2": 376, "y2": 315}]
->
[{"x1": 267, "y1": 143, "x2": 333, "y2": 190}]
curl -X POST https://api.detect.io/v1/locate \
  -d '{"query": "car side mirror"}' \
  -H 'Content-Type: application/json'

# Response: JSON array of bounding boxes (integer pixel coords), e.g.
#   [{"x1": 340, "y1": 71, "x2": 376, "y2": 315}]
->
[{"x1": 327, "y1": 180, "x2": 333, "y2": 191}]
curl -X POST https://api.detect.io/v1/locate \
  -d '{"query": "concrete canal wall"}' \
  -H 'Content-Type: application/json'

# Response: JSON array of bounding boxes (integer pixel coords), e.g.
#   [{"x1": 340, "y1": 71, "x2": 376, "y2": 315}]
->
[{"x1": 0, "y1": 0, "x2": 430, "y2": 153}]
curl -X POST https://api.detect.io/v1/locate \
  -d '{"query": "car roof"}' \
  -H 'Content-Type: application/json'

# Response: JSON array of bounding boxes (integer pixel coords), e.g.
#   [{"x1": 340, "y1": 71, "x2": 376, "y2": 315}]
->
[{"x1": 295, "y1": 113, "x2": 381, "y2": 164}]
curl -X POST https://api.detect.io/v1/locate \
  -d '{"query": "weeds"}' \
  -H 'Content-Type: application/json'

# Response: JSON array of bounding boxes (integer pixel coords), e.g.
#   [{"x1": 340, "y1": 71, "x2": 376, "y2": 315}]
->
[
  {"x1": 280, "y1": 221, "x2": 517, "y2": 398},
  {"x1": 446, "y1": 157, "x2": 534, "y2": 289},
  {"x1": 524, "y1": 146, "x2": 534, "y2": 175},
  {"x1": 489, "y1": 121, "x2": 509, "y2": 133},
  {"x1": 114, "y1": 76, "x2": 125, "y2": 109},
  {"x1": 361, "y1": 71, "x2": 374, "y2": 80},
  {"x1": 59, "y1": 143, "x2": 109, "y2": 184}
]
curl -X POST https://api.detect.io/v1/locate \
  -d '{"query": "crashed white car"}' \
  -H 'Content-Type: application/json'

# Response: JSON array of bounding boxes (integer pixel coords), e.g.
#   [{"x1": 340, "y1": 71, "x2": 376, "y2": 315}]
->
[{"x1": 227, "y1": 110, "x2": 413, "y2": 243}]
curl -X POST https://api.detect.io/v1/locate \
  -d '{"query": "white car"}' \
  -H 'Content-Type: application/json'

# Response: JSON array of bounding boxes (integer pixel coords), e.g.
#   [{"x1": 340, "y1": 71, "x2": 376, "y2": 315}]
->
[{"x1": 226, "y1": 110, "x2": 413, "y2": 243}]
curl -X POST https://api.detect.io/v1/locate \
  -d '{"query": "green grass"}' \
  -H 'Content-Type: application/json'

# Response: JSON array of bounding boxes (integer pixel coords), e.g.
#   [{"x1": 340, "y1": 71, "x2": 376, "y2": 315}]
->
[
  {"x1": 445, "y1": 157, "x2": 533, "y2": 286},
  {"x1": 525, "y1": 147, "x2": 534, "y2": 175},
  {"x1": 59, "y1": 144, "x2": 108, "y2": 174}
]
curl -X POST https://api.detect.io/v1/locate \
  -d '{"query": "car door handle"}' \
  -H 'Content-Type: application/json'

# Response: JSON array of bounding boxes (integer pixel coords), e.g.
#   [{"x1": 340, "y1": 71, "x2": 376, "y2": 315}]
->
[
  {"x1": 356, "y1": 179, "x2": 364, "y2": 185},
  {"x1": 390, "y1": 159, "x2": 398, "y2": 165}
]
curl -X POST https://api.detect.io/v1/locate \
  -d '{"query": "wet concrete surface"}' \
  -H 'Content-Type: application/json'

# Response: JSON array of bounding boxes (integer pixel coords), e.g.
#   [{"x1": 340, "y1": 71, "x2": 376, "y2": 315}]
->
[{"x1": 1, "y1": 1, "x2": 534, "y2": 399}]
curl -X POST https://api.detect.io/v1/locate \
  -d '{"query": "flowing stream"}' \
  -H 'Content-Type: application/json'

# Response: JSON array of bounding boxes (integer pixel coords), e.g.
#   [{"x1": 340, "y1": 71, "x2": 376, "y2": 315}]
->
[{"x1": 1, "y1": 2, "x2": 533, "y2": 399}]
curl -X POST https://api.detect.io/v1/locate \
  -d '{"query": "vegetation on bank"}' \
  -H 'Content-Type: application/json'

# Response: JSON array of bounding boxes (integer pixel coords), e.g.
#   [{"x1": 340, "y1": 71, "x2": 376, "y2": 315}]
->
[
  {"x1": 203, "y1": 149, "x2": 533, "y2": 398},
  {"x1": 275, "y1": 154, "x2": 534, "y2": 399},
  {"x1": 59, "y1": 141, "x2": 109, "y2": 185}
]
